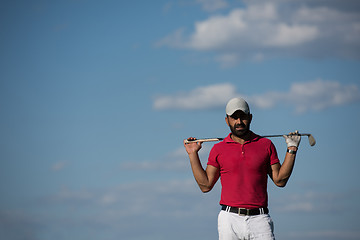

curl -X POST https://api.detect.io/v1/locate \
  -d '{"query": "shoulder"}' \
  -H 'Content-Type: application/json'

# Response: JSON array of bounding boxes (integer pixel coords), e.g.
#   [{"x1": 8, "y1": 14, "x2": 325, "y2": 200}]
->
[
  {"x1": 251, "y1": 132, "x2": 275, "y2": 148},
  {"x1": 210, "y1": 134, "x2": 232, "y2": 154}
]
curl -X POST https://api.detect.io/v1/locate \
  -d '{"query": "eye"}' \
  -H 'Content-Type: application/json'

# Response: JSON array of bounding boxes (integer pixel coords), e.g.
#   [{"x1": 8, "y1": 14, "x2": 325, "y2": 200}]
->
[{"x1": 230, "y1": 111, "x2": 249, "y2": 120}]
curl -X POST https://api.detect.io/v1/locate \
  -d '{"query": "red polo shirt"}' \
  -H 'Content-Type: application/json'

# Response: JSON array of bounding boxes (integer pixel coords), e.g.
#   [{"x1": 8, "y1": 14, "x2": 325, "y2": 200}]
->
[{"x1": 207, "y1": 132, "x2": 279, "y2": 209}]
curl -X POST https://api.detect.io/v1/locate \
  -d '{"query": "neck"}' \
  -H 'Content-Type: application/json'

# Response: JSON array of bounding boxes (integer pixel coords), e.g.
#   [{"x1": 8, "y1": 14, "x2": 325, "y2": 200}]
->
[{"x1": 231, "y1": 131, "x2": 251, "y2": 144}]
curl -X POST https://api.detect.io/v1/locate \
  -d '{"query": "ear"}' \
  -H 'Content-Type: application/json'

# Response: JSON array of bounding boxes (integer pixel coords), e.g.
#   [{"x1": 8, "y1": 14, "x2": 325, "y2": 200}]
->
[
  {"x1": 225, "y1": 116, "x2": 230, "y2": 126},
  {"x1": 249, "y1": 114, "x2": 253, "y2": 123}
]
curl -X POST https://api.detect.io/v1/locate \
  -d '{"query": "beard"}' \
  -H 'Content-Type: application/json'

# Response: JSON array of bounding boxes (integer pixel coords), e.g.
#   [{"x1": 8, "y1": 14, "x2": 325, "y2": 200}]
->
[{"x1": 229, "y1": 122, "x2": 250, "y2": 138}]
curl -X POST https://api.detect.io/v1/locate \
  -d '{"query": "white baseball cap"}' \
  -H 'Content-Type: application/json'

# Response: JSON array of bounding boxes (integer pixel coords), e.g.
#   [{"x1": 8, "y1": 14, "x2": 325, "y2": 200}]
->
[{"x1": 225, "y1": 97, "x2": 250, "y2": 116}]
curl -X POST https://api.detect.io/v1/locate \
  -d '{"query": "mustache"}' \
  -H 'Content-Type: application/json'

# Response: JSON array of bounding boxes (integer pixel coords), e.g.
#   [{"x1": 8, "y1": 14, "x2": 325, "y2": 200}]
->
[{"x1": 234, "y1": 123, "x2": 245, "y2": 128}]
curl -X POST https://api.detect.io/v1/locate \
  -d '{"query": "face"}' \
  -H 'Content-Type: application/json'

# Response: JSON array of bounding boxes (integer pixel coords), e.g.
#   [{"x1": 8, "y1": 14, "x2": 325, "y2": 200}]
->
[{"x1": 226, "y1": 110, "x2": 252, "y2": 138}]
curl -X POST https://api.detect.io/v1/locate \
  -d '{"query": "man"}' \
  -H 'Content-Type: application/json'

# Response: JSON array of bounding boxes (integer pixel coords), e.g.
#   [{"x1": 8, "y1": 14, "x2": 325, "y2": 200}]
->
[{"x1": 183, "y1": 97, "x2": 301, "y2": 240}]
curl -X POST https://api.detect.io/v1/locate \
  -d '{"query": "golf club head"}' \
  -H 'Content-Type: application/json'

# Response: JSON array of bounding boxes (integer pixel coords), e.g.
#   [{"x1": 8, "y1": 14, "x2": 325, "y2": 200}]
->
[{"x1": 307, "y1": 134, "x2": 316, "y2": 146}]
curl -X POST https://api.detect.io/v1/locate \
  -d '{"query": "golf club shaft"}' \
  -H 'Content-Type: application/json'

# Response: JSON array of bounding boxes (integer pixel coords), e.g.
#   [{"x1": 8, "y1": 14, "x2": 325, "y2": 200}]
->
[{"x1": 262, "y1": 133, "x2": 312, "y2": 138}]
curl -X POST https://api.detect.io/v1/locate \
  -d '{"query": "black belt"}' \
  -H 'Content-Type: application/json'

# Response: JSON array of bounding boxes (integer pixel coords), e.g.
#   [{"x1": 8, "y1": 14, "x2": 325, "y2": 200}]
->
[{"x1": 221, "y1": 205, "x2": 269, "y2": 216}]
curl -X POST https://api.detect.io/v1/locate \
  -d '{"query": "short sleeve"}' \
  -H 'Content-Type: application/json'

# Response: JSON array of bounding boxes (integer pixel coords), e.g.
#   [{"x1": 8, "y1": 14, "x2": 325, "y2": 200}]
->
[
  {"x1": 269, "y1": 141, "x2": 280, "y2": 165},
  {"x1": 207, "y1": 146, "x2": 220, "y2": 169}
]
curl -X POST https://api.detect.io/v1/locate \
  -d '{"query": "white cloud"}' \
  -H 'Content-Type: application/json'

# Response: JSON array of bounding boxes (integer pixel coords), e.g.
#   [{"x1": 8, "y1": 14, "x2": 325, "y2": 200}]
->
[
  {"x1": 4, "y1": 180, "x2": 219, "y2": 240},
  {"x1": 153, "y1": 83, "x2": 238, "y2": 110},
  {"x1": 153, "y1": 80, "x2": 360, "y2": 113},
  {"x1": 196, "y1": 0, "x2": 228, "y2": 12},
  {"x1": 4, "y1": 183, "x2": 359, "y2": 240},
  {"x1": 158, "y1": 1, "x2": 360, "y2": 64},
  {"x1": 265, "y1": 23, "x2": 318, "y2": 47},
  {"x1": 215, "y1": 53, "x2": 241, "y2": 68},
  {"x1": 42, "y1": 179, "x2": 216, "y2": 217},
  {"x1": 271, "y1": 188, "x2": 360, "y2": 215},
  {"x1": 247, "y1": 79, "x2": 360, "y2": 113}
]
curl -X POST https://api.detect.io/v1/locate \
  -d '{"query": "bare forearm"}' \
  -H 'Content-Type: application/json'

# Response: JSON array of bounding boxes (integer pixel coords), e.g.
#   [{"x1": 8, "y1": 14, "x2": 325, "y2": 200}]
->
[
  {"x1": 274, "y1": 147, "x2": 297, "y2": 187},
  {"x1": 188, "y1": 153, "x2": 212, "y2": 192}
]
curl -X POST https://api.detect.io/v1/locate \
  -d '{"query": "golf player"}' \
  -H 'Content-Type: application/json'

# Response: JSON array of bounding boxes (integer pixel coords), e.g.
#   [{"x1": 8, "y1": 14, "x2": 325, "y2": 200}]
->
[{"x1": 184, "y1": 97, "x2": 301, "y2": 240}]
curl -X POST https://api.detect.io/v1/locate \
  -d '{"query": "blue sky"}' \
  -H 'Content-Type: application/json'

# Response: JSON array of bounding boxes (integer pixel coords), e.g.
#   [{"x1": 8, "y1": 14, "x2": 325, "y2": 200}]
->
[{"x1": 1, "y1": 0, "x2": 360, "y2": 239}]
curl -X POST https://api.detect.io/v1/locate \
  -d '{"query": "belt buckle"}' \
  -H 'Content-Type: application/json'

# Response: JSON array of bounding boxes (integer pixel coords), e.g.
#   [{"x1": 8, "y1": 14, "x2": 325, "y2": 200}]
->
[{"x1": 238, "y1": 208, "x2": 249, "y2": 216}]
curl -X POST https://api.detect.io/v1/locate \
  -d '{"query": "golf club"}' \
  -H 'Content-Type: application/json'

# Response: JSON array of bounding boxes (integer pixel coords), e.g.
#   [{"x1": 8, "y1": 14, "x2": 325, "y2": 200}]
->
[{"x1": 184, "y1": 133, "x2": 316, "y2": 146}]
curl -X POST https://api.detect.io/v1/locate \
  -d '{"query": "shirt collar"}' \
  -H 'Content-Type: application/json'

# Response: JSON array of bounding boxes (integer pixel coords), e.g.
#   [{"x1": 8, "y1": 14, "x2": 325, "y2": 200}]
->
[{"x1": 224, "y1": 131, "x2": 260, "y2": 144}]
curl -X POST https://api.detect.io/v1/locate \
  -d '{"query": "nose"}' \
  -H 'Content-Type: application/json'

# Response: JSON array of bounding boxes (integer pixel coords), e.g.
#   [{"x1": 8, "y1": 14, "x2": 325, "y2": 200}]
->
[
  {"x1": 232, "y1": 117, "x2": 243, "y2": 125},
  {"x1": 232, "y1": 115, "x2": 243, "y2": 121}
]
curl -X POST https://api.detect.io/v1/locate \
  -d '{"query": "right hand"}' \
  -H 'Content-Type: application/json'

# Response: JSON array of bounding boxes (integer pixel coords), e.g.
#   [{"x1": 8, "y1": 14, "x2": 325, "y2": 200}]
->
[{"x1": 183, "y1": 137, "x2": 202, "y2": 154}]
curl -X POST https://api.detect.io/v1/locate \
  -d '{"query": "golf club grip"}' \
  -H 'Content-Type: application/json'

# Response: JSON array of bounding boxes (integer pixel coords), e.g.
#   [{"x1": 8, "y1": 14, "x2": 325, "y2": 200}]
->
[{"x1": 185, "y1": 138, "x2": 223, "y2": 144}]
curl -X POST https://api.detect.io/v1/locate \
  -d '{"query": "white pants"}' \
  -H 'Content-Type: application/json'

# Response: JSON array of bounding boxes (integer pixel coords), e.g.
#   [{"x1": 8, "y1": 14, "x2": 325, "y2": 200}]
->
[{"x1": 218, "y1": 210, "x2": 275, "y2": 240}]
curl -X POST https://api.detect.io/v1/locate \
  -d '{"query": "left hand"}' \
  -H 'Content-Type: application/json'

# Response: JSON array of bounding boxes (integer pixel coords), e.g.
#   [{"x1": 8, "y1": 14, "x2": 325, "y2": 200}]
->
[{"x1": 283, "y1": 130, "x2": 301, "y2": 148}]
